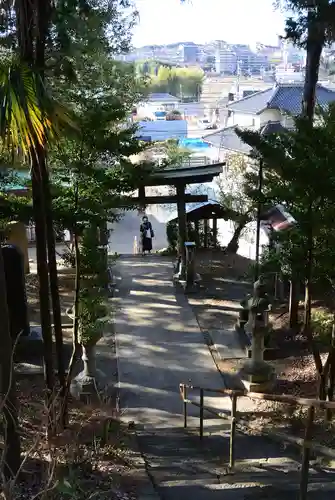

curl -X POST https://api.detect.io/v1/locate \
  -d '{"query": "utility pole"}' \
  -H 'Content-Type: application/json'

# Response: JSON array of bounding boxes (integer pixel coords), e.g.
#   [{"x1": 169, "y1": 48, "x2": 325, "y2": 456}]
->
[
  {"x1": 254, "y1": 159, "x2": 263, "y2": 281},
  {"x1": 236, "y1": 59, "x2": 241, "y2": 98}
]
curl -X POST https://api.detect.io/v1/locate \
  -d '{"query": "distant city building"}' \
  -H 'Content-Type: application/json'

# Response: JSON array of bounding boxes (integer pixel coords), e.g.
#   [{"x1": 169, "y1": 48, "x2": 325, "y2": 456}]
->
[
  {"x1": 215, "y1": 49, "x2": 237, "y2": 74},
  {"x1": 118, "y1": 39, "x2": 307, "y2": 76},
  {"x1": 232, "y1": 44, "x2": 267, "y2": 75},
  {"x1": 214, "y1": 41, "x2": 237, "y2": 74},
  {"x1": 179, "y1": 43, "x2": 199, "y2": 63}
]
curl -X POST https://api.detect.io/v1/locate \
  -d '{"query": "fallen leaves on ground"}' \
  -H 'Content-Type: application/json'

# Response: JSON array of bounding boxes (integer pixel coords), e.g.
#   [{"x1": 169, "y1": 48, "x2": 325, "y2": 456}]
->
[{"x1": 1, "y1": 376, "x2": 143, "y2": 499}]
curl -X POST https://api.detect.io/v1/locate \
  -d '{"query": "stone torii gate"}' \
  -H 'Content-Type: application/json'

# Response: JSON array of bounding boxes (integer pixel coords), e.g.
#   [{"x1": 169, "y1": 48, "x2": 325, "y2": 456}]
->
[{"x1": 127, "y1": 161, "x2": 224, "y2": 278}]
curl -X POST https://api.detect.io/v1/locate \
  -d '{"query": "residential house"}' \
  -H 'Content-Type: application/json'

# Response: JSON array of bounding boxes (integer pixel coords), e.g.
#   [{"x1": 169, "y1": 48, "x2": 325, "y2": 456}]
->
[
  {"x1": 205, "y1": 81, "x2": 335, "y2": 159},
  {"x1": 225, "y1": 81, "x2": 335, "y2": 132},
  {"x1": 137, "y1": 93, "x2": 180, "y2": 120},
  {"x1": 201, "y1": 82, "x2": 335, "y2": 259}
]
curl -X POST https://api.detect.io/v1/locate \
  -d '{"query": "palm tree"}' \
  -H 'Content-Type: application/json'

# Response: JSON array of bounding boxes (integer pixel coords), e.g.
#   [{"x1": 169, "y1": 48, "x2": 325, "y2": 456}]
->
[{"x1": 0, "y1": 0, "x2": 72, "y2": 427}]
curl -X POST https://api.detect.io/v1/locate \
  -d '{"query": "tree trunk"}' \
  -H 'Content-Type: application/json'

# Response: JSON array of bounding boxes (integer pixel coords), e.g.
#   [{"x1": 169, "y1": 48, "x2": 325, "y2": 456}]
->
[
  {"x1": 41, "y1": 162, "x2": 65, "y2": 392},
  {"x1": 203, "y1": 219, "x2": 208, "y2": 249},
  {"x1": 16, "y1": 0, "x2": 55, "y2": 401},
  {"x1": 302, "y1": 10, "x2": 324, "y2": 121},
  {"x1": 61, "y1": 230, "x2": 81, "y2": 426},
  {"x1": 194, "y1": 221, "x2": 200, "y2": 248},
  {"x1": 303, "y1": 201, "x2": 314, "y2": 341},
  {"x1": 289, "y1": 280, "x2": 299, "y2": 330},
  {"x1": 0, "y1": 245, "x2": 21, "y2": 479},
  {"x1": 98, "y1": 220, "x2": 109, "y2": 289},
  {"x1": 212, "y1": 218, "x2": 218, "y2": 248},
  {"x1": 326, "y1": 313, "x2": 335, "y2": 421},
  {"x1": 226, "y1": 217, "x2": 248, "y2": 254},
  {"x1": 301, "y1": 10, "x2": 324, "y2": 360},
  {"x1": 31, "y1": 158, "x2": 55, "y2": 424}
]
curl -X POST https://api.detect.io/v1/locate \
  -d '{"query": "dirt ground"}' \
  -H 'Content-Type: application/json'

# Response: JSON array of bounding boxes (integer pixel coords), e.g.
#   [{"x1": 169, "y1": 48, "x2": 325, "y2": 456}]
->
[
  {"x1": 195, "y1": 248, "x2": 252, "y2": 290},
  {"x1": 12, "y1": 376, "x2": 146, "y2": 499}
]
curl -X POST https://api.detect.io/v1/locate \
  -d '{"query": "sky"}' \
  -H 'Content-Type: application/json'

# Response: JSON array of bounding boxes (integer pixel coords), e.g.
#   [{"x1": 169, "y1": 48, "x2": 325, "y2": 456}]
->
[{"x1": 132, "y1": 0, "x2": 287, "y2": 48}]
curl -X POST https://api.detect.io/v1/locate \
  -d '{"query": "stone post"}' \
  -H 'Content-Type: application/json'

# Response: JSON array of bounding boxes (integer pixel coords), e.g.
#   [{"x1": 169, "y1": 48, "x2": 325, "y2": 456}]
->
[
  {"x1": 70, "y1": 343, "x2": 107, "y2": 402},
  {"x1": 185, "y1": 241, "x2": 196, "y2": 292},
  {"x1": 68, "y1": 313, "x2": 109, "y2": 402},
  {"x1": 70, "y1": 343, "x2": 108, "y2": 402},
  {"x1": 176, "y1": 184, "x2": 187, "y2": 279}
]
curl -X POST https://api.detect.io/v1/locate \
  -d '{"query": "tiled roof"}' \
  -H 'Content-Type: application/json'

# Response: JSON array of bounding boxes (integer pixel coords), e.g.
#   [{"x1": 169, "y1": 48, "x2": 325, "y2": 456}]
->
[
  {"x1": 226, "y1": 88, "x2": 274, "y2": 114},
  {"x1": 147, "y1": 93, "x2": 179, "y2": 102},
  {"x1": 227, "y1": 82, "x2": 335, "y2": 115},
  {"x1": 166, "y1": 200, "x2": 220, "y2": 222},
  {"x1": 269, "y1": 83, "x2": 335, "y2": 114},
  {"x1": 203, "y1": 126, "x2": 252, "y2": 154},
  {"x1": 203, "y1": 121, "x2": 286, "y2": 155}
]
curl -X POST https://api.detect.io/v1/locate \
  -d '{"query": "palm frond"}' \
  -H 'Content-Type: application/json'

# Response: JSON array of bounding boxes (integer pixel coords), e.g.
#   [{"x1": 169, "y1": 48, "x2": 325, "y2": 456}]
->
[{"x1": 0, "y1": 54, "x2": 76, "y2": 158}]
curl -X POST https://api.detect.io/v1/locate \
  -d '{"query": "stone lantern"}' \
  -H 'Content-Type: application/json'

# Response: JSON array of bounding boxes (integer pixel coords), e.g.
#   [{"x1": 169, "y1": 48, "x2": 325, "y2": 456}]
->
[{"x1": 240, "y1": 278, "x2": 275, "y2": 392}]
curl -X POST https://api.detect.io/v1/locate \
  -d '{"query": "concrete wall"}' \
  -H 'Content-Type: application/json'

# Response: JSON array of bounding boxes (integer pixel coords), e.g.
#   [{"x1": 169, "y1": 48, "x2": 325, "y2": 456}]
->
[
  {"x1": 226, "y1": 108, "x2": 288, "y2": 130},
  {"x1": 216, "y1": 219, "x2": 269, "y2": 260},
  {"x1": 227, "y1": 112, "x2": 259, "y2": 128},
  {"x1": 259, "y1": 108, "x2": 282, "y2": 125},
  {"x1": 108, "y1": 205, "x2": 169, "y2": 255}
]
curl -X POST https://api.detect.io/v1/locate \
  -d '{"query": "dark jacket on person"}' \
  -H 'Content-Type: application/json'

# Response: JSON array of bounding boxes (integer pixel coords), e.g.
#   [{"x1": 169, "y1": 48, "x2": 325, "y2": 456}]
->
[{"x1": 140, "y1": 221, "x2": 154, "y2": 239}]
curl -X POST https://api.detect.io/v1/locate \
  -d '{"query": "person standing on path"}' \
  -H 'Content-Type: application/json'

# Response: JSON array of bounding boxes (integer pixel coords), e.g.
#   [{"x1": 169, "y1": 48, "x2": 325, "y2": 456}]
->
[{"x1": 140, "y1": 215, "x2": 154, "y2": 256}]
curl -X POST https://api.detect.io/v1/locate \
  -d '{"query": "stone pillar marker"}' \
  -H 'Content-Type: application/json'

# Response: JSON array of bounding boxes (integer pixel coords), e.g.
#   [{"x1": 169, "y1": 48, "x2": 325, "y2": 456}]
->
[
  {"x1": 6, "y1": 221, "x2": 29, "y2": 274},
  {"x1": 240, "y1": 278, "x2": 275, "y2": 392},
  {"x1": 185, "y1": 241, "x2": 196, "y2": 292}
]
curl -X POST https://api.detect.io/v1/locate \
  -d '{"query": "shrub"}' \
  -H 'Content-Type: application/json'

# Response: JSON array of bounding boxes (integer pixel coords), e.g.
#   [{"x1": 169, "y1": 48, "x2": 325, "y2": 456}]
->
[
  {"x1": 311, "y1": 308, "x2": 333, "y2": 344},
  {"x1": 166, "y1": 110, "x2": 182, "y2": 120},
  {"x1": 166, "y1": 220, "x2": 178, "y2": 251}
]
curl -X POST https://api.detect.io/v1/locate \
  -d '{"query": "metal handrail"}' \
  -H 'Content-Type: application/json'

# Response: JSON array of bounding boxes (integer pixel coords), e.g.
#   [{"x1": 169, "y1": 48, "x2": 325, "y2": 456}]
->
[
  {"x1": 180, "y1": 383, "x2": 335, "y2": 409},
  {"x1": 179, "y1": 383, "x2": 335, "y2": 500}
]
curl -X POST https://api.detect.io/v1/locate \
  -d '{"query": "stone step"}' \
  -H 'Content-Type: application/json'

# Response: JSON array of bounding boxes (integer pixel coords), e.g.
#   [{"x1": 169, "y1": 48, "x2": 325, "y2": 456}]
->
[
  {"x1": 136, "y1": 426, "x2": 335, "y2": 500},
  {"x1": 157, "y1": 480, "x2": 335, "y2": 500}
]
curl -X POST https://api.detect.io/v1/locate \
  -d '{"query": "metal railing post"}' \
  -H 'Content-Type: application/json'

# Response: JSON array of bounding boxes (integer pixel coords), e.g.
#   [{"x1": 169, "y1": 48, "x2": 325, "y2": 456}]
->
[
  {"x1": 199, "y1": 388, "x2": 204, "y2": 440},
  {"x1": 299, "y1": 405, "x2": 315, "y2": 500},
  {"x1": 229, "y1": 393, "x2": 237, "y2": 469},
  {"x1": 182, "y1": 385, "x2": 187, "y2": 428}
]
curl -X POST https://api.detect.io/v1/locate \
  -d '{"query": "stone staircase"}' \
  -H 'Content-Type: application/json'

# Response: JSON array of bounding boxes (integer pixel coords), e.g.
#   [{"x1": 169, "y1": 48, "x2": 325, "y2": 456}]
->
[{"x1": 136, "y1": 423, "x2": 335, "y2": 499}]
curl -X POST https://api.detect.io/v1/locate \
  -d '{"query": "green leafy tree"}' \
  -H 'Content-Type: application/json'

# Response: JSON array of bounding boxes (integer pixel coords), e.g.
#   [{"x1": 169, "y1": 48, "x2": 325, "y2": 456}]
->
[
  {"x1": 50, "y1": 49, "x2": 153, "y2": 392},
  {"x1": 143, "y1": 63, "x2": 204, "y2": 100},
  {"x1": 217, "y1": 153, "x2": 256, "y2": 253},
  {"x1": 237, "y1": 104, "x2": 335, "y2": 399}
]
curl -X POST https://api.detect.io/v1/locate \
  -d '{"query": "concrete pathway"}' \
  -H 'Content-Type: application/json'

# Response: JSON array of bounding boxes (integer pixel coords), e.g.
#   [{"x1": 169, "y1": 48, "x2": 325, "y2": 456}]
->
[
  {"x1": 113, "y1": 256, "x2": 335, "y2": 499},
  {"x1": 114, "y1": 255, "x2": 230, "y2": 428}
]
